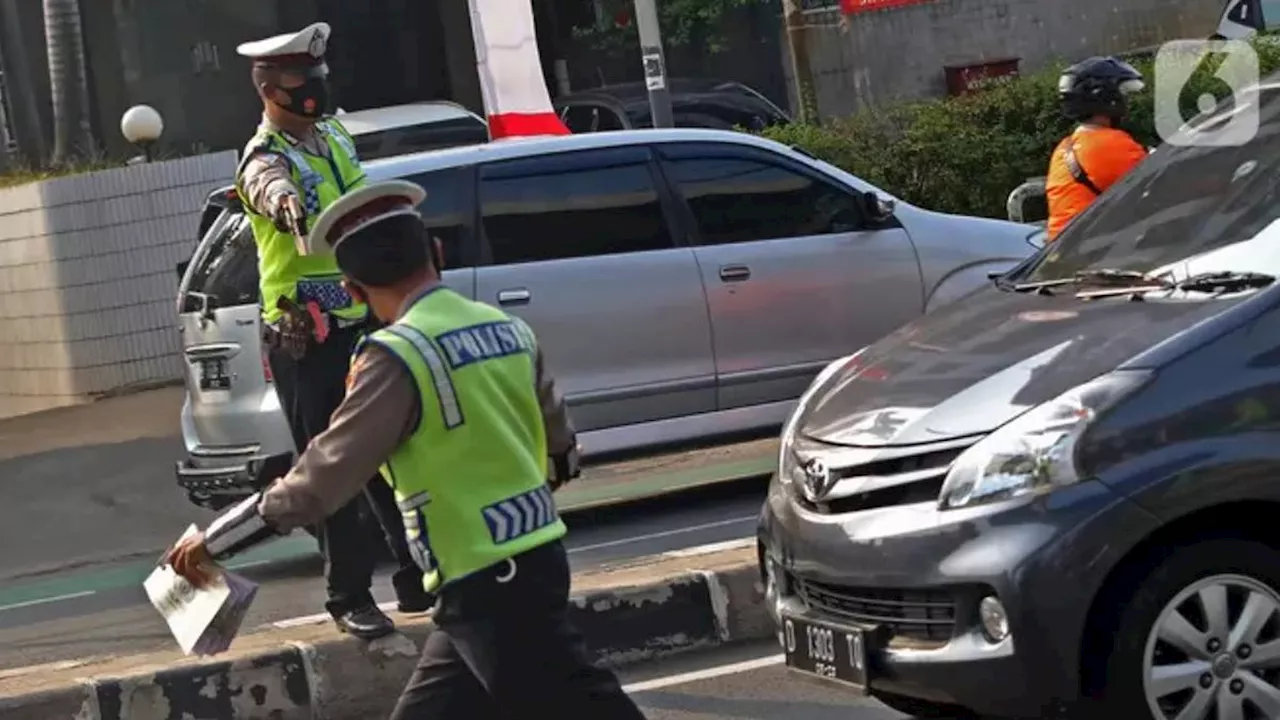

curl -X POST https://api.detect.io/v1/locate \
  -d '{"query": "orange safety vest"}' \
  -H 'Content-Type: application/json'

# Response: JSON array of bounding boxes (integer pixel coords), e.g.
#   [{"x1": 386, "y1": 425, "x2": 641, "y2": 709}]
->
[{"x1": 1045, "y1": 125, "x2": 1147, "y2": 241}]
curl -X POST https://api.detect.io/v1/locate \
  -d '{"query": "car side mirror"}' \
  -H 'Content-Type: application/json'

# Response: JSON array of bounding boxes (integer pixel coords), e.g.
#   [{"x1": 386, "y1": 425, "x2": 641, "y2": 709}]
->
[{"x1": 862, "y1": 191, "x2": 895, "y2": 222}]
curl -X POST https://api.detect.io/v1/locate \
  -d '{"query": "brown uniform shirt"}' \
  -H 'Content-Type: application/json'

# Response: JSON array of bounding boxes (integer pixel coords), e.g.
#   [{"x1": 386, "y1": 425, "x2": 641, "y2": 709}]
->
[{"x1": 257, "y1": 282, "x2": 576, "y2": 531}]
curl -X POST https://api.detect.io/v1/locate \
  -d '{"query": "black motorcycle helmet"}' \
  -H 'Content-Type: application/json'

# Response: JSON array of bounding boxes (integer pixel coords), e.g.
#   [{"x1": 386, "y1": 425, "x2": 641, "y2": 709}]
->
[{"x1": 1058, "y1": 56, "x2": 1146, "y2": 122}]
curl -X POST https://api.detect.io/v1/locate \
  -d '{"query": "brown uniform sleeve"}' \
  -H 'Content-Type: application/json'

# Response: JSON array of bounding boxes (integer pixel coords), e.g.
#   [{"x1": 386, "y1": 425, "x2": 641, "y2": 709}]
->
[
  {"x1": 534, "y1": 345, "x2": 576, "y2": 455},
  {"x1": 239, "y1": 151, "x2": 299, "y2": 218},
  {"x1": 257, "y1": 344, "x2": 421, "y2": 531}
]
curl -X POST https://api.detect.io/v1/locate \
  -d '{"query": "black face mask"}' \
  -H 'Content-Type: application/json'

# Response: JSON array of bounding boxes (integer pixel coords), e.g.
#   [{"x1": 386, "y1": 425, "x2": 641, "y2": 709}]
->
[{"x1": 277, "y1": 76, "x2": 330, "y2": 119}]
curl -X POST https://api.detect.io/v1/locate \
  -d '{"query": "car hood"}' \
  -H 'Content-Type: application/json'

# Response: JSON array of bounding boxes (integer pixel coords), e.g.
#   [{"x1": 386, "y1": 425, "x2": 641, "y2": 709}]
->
[{"x1": 798, "y1": 285, "x2": 1246, "y2": 447}]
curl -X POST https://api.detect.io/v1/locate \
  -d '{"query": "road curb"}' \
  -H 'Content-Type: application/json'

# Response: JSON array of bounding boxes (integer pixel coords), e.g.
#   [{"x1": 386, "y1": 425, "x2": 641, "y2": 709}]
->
[{"x1": 0, "y1": 559, "x2": 770, "y2": 720}]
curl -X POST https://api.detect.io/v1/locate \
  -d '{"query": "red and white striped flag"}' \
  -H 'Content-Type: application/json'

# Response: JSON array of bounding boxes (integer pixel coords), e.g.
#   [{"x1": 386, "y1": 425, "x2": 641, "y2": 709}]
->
[{"x1": 468, "y1": 0, "x2": 571, "y2": 139}]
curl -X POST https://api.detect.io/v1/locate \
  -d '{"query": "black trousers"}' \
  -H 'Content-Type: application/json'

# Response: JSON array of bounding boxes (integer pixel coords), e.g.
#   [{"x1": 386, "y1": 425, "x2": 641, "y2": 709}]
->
[
  {"x1": 268, "y1": 322, "x2": 423, "y2": 616},
  {"x1": 388, "y1": 540, "x2": 645, "y2": 719}
]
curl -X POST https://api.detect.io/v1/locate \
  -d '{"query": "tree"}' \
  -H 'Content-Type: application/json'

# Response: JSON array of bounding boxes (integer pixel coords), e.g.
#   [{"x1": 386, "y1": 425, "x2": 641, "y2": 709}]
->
[
  {"x1": 43, "y1": 0, "x2": 94, "y2": 165},
  {"x1": 573, "y1": 0, "x2": 769, "y2": 56}
]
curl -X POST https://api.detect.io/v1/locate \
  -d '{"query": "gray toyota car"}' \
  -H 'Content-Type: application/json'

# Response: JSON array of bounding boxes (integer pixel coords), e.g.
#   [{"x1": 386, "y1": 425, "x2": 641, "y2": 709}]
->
[
  {"x1": 759, "y1": 79, "x2": 1280, "y2": 719},
  {"x1": 175, "y1": 127, "x2": 1040, "y2": 512}
]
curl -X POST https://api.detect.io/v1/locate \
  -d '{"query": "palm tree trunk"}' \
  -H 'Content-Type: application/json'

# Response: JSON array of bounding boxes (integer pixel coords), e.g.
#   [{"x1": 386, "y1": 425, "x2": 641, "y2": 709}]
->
[{"x1": 43, "y1": 0, "x2": 93, "y2": 165}]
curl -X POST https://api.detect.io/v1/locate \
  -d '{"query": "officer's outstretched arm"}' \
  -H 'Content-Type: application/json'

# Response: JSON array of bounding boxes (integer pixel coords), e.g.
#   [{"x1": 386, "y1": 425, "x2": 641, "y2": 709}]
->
[
  {"x1": 238, "y1": 150, "x2": 299, "y2": 218},
  {"x1": 203, "y1": 347, "x2": 419, "y2": 562}
]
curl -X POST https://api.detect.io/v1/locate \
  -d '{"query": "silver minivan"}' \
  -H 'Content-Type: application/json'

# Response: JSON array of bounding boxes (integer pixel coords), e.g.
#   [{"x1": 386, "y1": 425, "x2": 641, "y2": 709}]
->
[{"x1": 174, "y1": 128, "x2": 1042, "y2": 511}]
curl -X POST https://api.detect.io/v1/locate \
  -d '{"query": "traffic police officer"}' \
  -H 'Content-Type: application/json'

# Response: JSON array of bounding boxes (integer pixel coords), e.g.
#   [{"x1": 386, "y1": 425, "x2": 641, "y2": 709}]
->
[
  {"x1": 235, "y1": 22, "x2": 430, "y2": 639},
  {"x1": 164, "y1": 180, "x2": 646, "y2": 718}
]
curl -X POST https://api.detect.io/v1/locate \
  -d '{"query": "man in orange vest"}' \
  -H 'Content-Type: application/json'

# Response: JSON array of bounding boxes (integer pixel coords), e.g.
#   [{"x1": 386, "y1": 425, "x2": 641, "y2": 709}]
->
[{"x1": 1045, "y1": 56, "x2": 1149, "y2": 241}]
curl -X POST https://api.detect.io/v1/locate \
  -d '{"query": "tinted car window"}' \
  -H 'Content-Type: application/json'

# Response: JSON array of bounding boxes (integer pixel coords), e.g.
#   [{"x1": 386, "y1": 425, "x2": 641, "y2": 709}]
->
[
  {"x1": 560, "y1": 105, "x2": 596, "y2": 133},
  {"x1": 353, "y1": 117, "x2": 489, "y2": 160},
  {"x1": 1023, "y1": 83, "x2": 1280, "y2": 283},
  {"x1": 185, "y1": 211, "x2": 258, "y2": 311},
  {"x1": 559, "y1": 104, "x2": 625, "y2": 133},
  {"x1": 662, "y1": 152, "x2": 865, "y2": 245},
  {"x1": 595, "y1": 106, "x2": 626, "y2": 131},
  {"x1": 404, "y1": 167, "x2": 474, "y2": 269},
  {"x1": 479, "y1": 149, "x2": 674, "y2": 265}
]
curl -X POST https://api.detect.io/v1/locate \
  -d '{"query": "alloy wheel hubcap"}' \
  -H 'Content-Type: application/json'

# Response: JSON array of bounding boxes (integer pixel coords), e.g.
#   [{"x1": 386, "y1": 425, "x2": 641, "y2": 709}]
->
[{"x1": 1143, "y1": 574, "x2": 1280, "y2": 719}]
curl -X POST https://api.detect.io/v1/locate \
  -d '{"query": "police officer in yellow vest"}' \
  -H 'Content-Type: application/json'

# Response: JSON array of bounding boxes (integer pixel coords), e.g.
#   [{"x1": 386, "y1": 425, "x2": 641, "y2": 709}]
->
[
  {"x1": 234, "y1": 22, "x2": 431, "y2": 639},
  {"x1": 163, "y1": 180, "x2": 647, "y2": 718}
]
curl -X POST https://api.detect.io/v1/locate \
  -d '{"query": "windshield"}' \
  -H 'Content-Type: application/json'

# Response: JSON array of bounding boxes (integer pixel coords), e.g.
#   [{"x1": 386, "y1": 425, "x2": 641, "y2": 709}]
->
[{"x1": 1023, "y1": 78, "x2": 1280, "y2": 286}]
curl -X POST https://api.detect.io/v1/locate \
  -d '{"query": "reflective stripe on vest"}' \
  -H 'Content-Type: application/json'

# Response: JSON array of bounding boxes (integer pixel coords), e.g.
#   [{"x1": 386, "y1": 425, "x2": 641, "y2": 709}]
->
[
  {"x1": 236, "y1": 118, "x2": 367, "y2": 324},
  {"x1": 359, "y1": 287, "x2": 564, "y2": 592}
]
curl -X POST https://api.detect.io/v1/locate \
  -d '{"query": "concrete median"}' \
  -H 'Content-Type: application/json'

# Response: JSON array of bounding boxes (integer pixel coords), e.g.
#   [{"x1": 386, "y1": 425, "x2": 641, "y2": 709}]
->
[{"x1": 0, "y1": 543, "x2": 770, "y2": 720}]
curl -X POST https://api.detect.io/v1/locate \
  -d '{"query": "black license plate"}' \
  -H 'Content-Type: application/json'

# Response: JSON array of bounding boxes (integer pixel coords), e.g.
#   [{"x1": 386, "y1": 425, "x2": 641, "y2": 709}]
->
[
  {"x1": 782, "y1": 615, "x2": 870, "y2": 691},
  {"x1": 199, "y1": 359, "x2": 231, "y2": 391}
]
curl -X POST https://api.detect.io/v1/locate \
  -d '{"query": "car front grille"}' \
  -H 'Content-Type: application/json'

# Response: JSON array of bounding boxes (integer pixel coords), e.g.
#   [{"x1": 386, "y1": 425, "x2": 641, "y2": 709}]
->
[
  {"x1": 794, "y1": 577, "x2": 957, "y2": 646},
  {"x1": 795, "y1": 435, "x2": 983, "y2": 514}
]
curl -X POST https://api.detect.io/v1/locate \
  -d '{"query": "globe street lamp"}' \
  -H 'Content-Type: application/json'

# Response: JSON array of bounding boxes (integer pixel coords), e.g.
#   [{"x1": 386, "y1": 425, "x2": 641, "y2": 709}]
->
[{"x1": 120, "y1": 105, "x2": 163, "y2": 162}]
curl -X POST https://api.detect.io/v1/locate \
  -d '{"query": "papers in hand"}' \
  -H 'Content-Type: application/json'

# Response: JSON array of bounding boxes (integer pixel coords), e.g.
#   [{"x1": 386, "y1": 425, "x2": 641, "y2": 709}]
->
[{"x1": 145, "y1": 524, "x2": 259, "y2": 656}]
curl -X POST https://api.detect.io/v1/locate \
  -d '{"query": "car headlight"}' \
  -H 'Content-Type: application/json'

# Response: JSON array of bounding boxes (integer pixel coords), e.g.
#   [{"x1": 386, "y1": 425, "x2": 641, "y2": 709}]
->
[
  {"x1": 778, "y1": 348, "x2": 867, "y2": 488},
  {"x1": 937, "y1": 370, "x2": 1151, "y2": 511}
]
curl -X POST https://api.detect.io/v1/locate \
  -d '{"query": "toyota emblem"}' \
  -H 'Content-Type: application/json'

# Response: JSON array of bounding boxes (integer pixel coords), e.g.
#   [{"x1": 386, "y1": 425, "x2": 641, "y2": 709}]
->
[{"x1": 802, "y1": 458, "x2": 832, "y2": 501}]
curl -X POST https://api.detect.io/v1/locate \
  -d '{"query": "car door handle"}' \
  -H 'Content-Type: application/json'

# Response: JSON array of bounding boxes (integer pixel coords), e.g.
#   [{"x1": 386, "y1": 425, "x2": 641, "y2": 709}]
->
[
  {"x1": 497, "y1": 288, "x2": 531, "y2": 306},
  {"x1": 719, "y1": 265, "x2": 751, "y2": 282}
]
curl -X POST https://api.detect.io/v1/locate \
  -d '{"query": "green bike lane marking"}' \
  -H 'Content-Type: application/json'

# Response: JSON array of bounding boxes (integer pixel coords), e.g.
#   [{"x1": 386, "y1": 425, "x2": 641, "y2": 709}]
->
[{"x1": 0, "y1": 450, "x2": 775, "y2": 611}]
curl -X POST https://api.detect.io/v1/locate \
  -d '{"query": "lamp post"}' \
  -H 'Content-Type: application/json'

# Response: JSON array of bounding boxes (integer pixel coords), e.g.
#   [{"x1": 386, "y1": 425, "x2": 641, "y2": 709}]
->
[{"x1": 120, "y1": 104, "x2": 163, "y2": 162}]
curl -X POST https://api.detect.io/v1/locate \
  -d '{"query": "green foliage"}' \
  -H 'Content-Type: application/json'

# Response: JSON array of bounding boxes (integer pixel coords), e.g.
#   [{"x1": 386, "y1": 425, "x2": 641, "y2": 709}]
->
[
  {"x1": 761, "y1": 37, "x2": 1280, "y2": 219},
  {"x1": 572, "y1": 0, "x2": 767, "y2": 55}
]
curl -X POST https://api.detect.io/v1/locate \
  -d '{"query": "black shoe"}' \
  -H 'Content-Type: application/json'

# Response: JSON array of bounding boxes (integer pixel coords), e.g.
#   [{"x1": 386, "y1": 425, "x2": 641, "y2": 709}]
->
[
  {"x1": 397, "y1": 591, "x2": 436, "y2": 614},
  {"x1": 334, "y1": 605, "x2": 395, "y2": 641}
]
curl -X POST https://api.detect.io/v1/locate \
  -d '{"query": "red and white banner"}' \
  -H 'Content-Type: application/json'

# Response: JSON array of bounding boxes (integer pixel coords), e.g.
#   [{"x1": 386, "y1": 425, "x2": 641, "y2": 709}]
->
[
  {"x1": 468, "y1": 0, "x2": 571, "y2": 139},
  {"x1": 839, "y1": 0, "x2": 932, "y2": 14}
]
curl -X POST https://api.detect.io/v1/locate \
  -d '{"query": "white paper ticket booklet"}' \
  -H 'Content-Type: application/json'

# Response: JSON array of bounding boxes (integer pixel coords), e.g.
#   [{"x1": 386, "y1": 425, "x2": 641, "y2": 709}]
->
[{"x1": 144, "y1": 524, "x2": 259, "y2": 656}]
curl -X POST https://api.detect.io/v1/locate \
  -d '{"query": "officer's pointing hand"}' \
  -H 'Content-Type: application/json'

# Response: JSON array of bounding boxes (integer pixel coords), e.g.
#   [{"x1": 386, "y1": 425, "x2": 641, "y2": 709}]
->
[
  {"x1": 163, "y1": 531, "x2": 218, "y2": 589},
  {"x1": 270, "y1": 193, "x2": 307, "y2": 237}
]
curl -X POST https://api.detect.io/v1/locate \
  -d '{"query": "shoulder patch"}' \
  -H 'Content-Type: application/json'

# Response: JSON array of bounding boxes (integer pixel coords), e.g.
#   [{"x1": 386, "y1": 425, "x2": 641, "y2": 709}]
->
[{"x1": 346, "y1": 350, "x2": 373, "y2": 393}]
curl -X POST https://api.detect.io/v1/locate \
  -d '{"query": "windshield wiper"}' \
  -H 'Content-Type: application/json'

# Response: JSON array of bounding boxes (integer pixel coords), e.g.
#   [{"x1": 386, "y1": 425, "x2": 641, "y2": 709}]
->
[
  {"x1": 1075, "y1": 270, "x2": 1277, "y2": 300},
  {"x1": 1172, "y1": 270, "x2": 1276, "y2": 293},
  {"x1": 1013, "y1": 268, "x2": 1166, "y2": 294}
]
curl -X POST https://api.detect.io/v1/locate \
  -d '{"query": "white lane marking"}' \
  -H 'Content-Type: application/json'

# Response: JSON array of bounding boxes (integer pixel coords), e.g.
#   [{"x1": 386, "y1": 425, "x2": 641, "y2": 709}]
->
[
  {"x1": 566, "y1": 515, "x2": 757, "y2": 555},
  {"x1": 266, "y1": 520, "x2": 757, "y2": 630},
  {"x1": 269, "y1": 601, "x2": 401, "y2": 630},
  {"x1": 663, "y1": 537, "x2": 755, "y2": 558},
  {"x1": 0, "y1": 590, "x2": 96, "y2": 613},
  {"x1": 623, "y1": 654, "x2": 784, "y2": 692}
]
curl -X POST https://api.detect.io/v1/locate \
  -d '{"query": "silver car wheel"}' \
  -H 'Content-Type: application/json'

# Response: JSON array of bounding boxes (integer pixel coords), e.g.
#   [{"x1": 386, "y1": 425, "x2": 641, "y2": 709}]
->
[{"x1": 1143, "y1": 574, "x2": 1280, "y2": 720}]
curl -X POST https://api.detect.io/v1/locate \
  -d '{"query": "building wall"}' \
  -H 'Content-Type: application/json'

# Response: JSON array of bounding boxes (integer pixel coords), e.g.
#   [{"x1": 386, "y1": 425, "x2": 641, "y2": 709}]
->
[
  {"x1": 0, "y1": 152, "x2": 236, "y2": 419},
  {"x1": 784, "y1": 0, "x2": 1226, "y2": 119}
]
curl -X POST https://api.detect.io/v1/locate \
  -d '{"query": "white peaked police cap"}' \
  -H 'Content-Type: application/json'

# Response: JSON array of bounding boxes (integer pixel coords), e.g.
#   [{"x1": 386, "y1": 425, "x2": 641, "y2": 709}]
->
[
  {"x1": 236, "y1": 22, "x2": 331, "y2": 63},
  {"x1": 304, "y1": 180, "x2": 427, "y2": 257}
]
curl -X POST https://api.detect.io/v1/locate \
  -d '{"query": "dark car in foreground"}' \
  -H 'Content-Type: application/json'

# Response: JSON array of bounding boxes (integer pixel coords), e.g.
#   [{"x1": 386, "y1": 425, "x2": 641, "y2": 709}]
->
[
  {"x1": 555, "y1": 78, "x2": 790, "y2": 133},
  {"x1": 759, "y1": 76, "x2": 1280, "y2": 719}
]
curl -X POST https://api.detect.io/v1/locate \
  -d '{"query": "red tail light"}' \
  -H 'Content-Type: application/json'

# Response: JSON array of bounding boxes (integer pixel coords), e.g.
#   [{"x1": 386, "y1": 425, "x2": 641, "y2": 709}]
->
[{"x1": 262, "y1": 351, "x2": 274, "y2": 383}]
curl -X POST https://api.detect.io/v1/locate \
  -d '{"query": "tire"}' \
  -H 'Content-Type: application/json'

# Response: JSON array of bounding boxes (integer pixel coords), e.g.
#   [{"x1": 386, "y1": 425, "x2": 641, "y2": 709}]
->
[
  {"x1": 872, "y1": 691, "x2": 980, "y2": 719},
  {"x1": 1093, "y1": 538, "x2": 1280, "y2": 720}
]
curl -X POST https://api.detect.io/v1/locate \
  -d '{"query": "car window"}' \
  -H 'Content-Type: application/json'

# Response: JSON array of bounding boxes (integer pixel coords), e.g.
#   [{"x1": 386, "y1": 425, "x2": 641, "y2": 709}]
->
[
  {"x1": 661, "y1": 150, "x2": 865, "y2": 245},
  {"x1": 595, "y1": 107, "x2": 625, "y2": 131},
  {"x1": 402, "y1": 167, "x2": 473, "y2": 269},
  {"x1": 561, "y1": 105, "x2": 597, "y2": 133},
  {"x1": 184, "y1": 211, "x2": 258, "y2": 311},
  {"x1": 478, "y1": 148, "x2": 675, "y2": 265},
  {"x1": 1023, "y1": 83, "x2": 1280, "y2": 283},
  {"x1": 353, "y1": 116, "x2": 489, "y2": 160}
]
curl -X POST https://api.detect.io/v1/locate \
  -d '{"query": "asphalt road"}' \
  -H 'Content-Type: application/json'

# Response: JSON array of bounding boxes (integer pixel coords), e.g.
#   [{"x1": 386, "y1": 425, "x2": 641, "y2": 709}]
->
[
  {"x1": 621, "y1": 640, "x2": 907, "y2": 720},
  {"x1": 0, "y1": 478, "x2": 769, "y2": 671}
]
